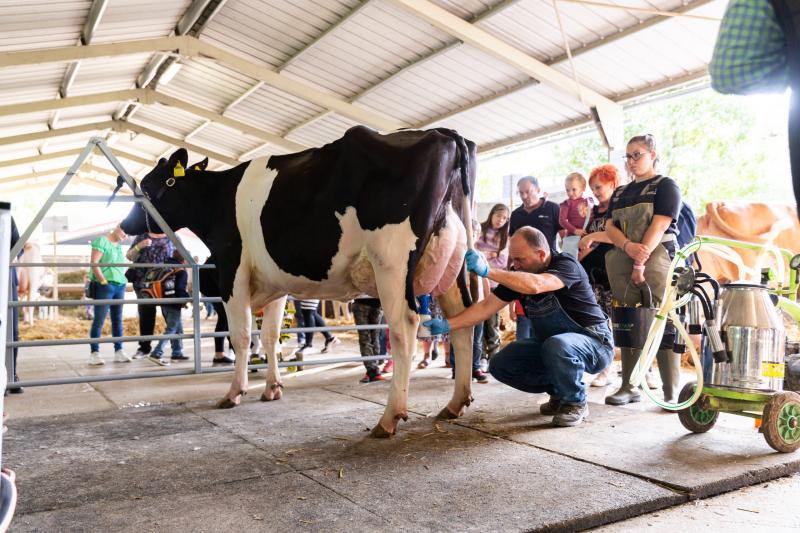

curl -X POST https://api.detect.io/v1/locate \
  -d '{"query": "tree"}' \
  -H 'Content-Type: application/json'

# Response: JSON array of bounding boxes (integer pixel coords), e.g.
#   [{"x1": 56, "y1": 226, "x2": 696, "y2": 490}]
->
[{"x1": 477, "y1": 89, "x2": 792, "y2": 212}]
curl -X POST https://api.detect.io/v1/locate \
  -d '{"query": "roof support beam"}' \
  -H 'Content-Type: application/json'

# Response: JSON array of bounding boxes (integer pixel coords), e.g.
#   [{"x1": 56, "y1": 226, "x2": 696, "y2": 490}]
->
[
  {"x1": 0, "y1": 147, "x2": 153, "y2": 170},
  {"x1": 189, "y1": 39, "x2": 406, "y2": 131},
  {"x1": 477, "y1": 68, "x2": 710, "y2": 154},
  {"x1": 0, "y1": 121, "x2": 116, "y2": 147},
  {"x1": 555, "y1": 0, "x2": 720, "y2": 21},
  {"x1": 388, "y1": 0, "x2": 619, "y2": 111},
  {"x1": 0, "y1": 119, "x2": 237, "y2": 166},
  {"x1": 397, "y1": 0, "x2": 714, "y2": 150},
  {"x1": 123, "y1": 121, "x2": 239, "y2": 166},
  {"x1": 136, "y1": 0, "x2": 218, "y2": 88},
  {"x1": 0, "y1": 88, "x2": 308, "y2": 152},
  {"x1": 0, "y1": 36, "x2": 188, "y2": 68},
  {"x1": 0, "y1": 164, "x2": 117, "y2": 186},
  {"x1": 283, "y1": 0, "x2": 523, "y2": 138},
  {"x1": 0, "y1": 35, "x2": 406, "y2": 132},
  {"x1": 185, "y1": 0, "x2": 374, "y2": 148}
]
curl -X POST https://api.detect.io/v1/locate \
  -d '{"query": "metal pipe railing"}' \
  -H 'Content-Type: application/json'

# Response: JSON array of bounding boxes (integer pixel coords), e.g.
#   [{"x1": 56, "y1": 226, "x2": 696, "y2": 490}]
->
[
  {"x1": 7, "y1": 258, "x2": 389, "y2": 387},
  {"x1": 6, "y1": 137, "x2": 390, "y2": 391},
  {"x1": 10, "y1": 355, "x2": 393, "y2": 388},
  {"x1": 8, "y1": 324, "x2": 388, "y2": 348}
]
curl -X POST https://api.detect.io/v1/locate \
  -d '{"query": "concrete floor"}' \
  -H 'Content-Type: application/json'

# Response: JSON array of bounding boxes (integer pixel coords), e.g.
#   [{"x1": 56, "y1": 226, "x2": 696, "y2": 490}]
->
[{"x1": 5, "y1": 331, "x2": 800, "y2": 532}]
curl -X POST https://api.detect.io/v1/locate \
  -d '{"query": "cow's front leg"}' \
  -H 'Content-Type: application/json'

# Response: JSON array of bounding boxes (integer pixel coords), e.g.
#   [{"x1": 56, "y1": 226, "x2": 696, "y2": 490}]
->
[
  {"x1": 217, "y1": 266, "x2": 252, "y2": 409},
  {"x1": 260, "y1": 295, "x2": 287, "y2": 401},
  {"x1": 370, "y1": 272, "x2": 418, "y2": 438},
  {"x1": 436, "y1": 288, "x2": 474, "y2": 419}
]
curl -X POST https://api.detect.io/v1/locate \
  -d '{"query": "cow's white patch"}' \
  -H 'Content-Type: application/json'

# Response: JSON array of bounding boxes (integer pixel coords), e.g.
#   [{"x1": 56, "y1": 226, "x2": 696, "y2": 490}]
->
[
  {"x1": 234, "y1": 158, "x2": 277, "y2": 270},
  {"x1": 234, "y1": 162, "x2": 420, "y2": 302}
]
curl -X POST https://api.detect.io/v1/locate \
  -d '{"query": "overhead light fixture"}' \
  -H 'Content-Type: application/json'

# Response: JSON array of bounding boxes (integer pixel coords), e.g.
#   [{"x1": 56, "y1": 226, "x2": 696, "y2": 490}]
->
[{"x1": 159, "y1": 61, "x2": 183, "y2": 86}]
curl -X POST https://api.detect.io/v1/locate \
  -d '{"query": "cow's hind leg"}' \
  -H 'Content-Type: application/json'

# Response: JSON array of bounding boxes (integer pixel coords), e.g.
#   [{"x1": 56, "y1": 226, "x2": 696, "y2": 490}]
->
[
  {"x1": 260, "y1": 295, "x2": 287, "y2": 401},
  {"x1": 218, "y1": 265, "x2": 253, "y2": 409},
  {"x1": 370, "y1": 271, "x2": 419, "y2": 438},
  {"x1": 436, "y1": 286, "x2": 474, "y2": 419}
]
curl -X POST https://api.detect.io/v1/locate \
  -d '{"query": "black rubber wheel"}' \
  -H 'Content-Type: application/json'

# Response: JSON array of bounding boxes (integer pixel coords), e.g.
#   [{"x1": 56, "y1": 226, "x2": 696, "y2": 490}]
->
[
  {"x1": 762, "y1": 391, "x2": 800, "y2": 453},
  {"x1": 677, "y1": 382, "x2": 718, "y2": 433}
]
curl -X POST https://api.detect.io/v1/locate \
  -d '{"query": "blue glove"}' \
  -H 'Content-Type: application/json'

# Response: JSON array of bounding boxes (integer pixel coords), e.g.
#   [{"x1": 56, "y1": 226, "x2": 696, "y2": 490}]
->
[
  {"x1": 465, "y1": 249, "x2": 489, "y2": 277},
  {"x1": 423, "y1": 318, "x2": 450, "y2": 336}
]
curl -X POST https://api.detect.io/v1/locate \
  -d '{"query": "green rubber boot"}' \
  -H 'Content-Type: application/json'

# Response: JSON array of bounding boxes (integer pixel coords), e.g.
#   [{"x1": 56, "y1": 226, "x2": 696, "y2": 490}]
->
[
  {"x1": 657, "y1": 349, "x2": 681, "y2": 403},
  {"x1": 605, "y1": 348, "x2": 642, "y2": 406}
]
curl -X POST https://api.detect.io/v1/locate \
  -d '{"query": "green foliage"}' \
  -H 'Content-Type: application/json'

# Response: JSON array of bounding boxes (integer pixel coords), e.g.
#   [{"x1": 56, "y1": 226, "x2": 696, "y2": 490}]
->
[
  {"x1": 540, "y1": 134, "x2": 607, "y2": 183},
  {"x1": 478, "y1": 89, "x2": 792, "y2": 211},
  {"x1": 624, "y1": 91, "x2": 788, "y2": 211}
]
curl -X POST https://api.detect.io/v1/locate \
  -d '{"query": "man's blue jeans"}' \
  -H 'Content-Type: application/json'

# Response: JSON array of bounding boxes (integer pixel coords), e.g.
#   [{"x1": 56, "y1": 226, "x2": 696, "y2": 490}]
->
[
  {"x1": 448, "y1": 320, "x2": 483, "y2": 371},
  {"x1": 90, "y1": 282, "x2": 126, "y2": 352},
  {"x1": 516, "y1": 314, "x2": 533, "y2": 340},
  {"x1": 488, "y1": 324, "x2": 613, "y2": 404},
  {"x1": 152, "y1": 306, "x2": 184, "y2": 357}
]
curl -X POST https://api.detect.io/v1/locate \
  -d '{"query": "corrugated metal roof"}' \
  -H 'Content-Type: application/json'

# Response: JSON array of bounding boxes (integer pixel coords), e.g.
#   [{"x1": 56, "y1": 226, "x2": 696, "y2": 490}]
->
[{"x1": 0, "y1": 0, "x2": 725, "y2": 191}]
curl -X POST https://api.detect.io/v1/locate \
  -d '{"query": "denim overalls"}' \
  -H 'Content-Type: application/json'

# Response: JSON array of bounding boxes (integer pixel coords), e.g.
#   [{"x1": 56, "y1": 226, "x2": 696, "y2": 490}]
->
[{"x1": 488, "y1": 293, "x2": 614, "y2": 404}]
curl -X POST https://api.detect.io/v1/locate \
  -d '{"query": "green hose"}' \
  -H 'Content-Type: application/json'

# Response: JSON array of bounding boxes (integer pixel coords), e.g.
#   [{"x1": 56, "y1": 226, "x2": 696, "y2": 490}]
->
[
  {"x1": 629, "y1": 240, "x2": 704, "y2": 411},
  {"x1": 629, "y1": 235, "x2": 796, "y2": 411}
]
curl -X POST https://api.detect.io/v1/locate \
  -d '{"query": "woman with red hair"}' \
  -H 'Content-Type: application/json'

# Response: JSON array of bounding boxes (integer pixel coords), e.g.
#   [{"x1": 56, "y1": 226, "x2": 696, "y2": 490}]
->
[{"x1": 578, "y1": 163, "x2": 621, "y2": 386}]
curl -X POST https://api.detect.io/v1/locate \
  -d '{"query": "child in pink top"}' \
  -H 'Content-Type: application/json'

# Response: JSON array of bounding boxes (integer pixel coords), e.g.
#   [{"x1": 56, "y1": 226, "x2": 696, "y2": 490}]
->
[{"x1": 559, "y1": 172, "x2": 592, "y2": 237}]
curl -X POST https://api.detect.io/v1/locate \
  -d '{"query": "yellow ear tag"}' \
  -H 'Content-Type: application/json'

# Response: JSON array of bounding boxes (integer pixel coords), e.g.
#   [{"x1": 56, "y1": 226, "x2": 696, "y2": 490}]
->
[
  {"x1": 193, "y1": 165, "x2": 201, "y2": 170},
  {"x1": 173, "y1": 161, "x2": 185, "y2": 177}
]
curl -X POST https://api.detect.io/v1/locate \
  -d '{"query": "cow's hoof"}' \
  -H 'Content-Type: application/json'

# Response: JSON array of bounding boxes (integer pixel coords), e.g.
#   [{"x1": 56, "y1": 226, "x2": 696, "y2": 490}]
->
[
  {"x1": 216, "y1": 393, "x2": 243, "y2": 409},
  {"x1": 217, "y1": 397, "x2": 239, "y2": 409},
  {"x1": 260, "y1": 384, "x2": 283, "y2": 401},
  {"x1": 436, "y1": 406, "x2": 459, "y2": 420},
  {"x1": 369, "y1": 423, "x2": 395, "y2": 439}
]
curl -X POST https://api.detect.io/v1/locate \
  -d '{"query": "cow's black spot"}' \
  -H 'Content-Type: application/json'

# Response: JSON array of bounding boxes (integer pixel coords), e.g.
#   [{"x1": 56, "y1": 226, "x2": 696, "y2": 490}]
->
[{"x1": 262, "y1": 126, "x2": 474, "y2": 310}]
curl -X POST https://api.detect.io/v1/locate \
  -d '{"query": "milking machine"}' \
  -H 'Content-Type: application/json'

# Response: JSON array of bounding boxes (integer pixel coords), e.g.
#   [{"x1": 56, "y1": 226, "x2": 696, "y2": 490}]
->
[{"x1": 623, "y1": 236, "x2": 800, "y2": 453}]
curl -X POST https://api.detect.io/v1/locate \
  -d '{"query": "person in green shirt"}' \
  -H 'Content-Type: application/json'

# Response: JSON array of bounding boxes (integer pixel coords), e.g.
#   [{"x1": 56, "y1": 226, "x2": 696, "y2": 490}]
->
[
  {"x1": 709, "y1": 0, "x2": 799, "y2": 212},
  {"x1": 89, "y1": 224, "x2": 130, "y2": 366}
]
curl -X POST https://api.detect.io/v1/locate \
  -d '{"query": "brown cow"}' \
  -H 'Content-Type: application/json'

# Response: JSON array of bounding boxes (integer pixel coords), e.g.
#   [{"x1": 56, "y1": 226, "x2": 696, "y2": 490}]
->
[{"x1": 696, "y1": 201, "x2": 800, "y2": 283}]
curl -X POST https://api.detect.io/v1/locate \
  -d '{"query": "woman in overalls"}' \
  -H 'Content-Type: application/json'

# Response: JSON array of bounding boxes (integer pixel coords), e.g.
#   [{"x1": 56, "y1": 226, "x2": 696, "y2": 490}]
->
[{"x1": 604, "y1": 134, "x2": 682, "y2": 405}]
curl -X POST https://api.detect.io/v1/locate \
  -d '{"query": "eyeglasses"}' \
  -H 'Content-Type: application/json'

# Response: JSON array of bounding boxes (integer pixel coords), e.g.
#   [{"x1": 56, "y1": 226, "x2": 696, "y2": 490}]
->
[{"x1": 623, "y1": 151, "x2": 650, "y2": 163}]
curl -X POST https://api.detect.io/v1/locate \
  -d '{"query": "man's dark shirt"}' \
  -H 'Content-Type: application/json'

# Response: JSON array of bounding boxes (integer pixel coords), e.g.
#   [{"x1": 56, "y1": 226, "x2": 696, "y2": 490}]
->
[
  {"x1": 509, "y1": 199, "x2": 561, "y2": 251},
  {"x1": 493, "y1": 252, "x2": 607, "y2": 327}
]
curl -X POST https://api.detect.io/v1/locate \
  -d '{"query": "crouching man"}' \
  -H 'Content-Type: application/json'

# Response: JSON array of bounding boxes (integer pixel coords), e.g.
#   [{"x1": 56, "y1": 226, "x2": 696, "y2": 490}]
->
[{"x1": 424, "y1": 227, "x2": 613, "y2": 426}]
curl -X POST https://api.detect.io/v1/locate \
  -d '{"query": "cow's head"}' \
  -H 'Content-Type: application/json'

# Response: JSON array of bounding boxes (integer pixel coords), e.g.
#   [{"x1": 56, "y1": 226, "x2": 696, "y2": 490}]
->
[{"x1": 120, "y1": 149, "x2": 208, "y2": 236}]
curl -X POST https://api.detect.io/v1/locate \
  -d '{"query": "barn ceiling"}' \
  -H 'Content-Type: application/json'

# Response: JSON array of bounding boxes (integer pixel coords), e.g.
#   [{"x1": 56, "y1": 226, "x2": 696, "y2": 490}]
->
[{"x1": 0, "y1": 0, "x2": 725, "y2": 193}]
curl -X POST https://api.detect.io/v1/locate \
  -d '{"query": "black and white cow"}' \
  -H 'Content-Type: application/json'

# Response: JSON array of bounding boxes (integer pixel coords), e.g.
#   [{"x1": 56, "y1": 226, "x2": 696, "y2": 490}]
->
[{"x1": 121, "y1": 126, "x2": 478, "y2": 437}]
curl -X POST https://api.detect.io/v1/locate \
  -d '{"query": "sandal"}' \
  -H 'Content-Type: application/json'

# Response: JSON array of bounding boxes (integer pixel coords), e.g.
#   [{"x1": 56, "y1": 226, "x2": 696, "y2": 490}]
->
[{"x1": 417, "y1": 360, "x2": 429, "y2": 369}]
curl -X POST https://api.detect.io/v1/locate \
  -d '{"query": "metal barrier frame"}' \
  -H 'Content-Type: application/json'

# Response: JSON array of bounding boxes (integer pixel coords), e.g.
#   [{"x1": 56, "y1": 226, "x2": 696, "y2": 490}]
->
[{"x1": 7, "y1": 139, "x2": 389, "y2": 390}]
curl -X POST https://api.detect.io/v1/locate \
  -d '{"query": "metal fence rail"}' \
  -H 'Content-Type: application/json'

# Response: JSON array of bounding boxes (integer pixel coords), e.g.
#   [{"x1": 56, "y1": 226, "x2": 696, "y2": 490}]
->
[
  {"x1": 6, "y1": 138, "x2": 390, "y2": 391},
  {"x1": 8, "y1": 276, "x2": 390, "y2": 387}
]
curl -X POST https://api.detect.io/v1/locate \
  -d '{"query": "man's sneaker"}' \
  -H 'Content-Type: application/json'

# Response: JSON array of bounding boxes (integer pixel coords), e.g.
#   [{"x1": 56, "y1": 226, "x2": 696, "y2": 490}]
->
[
  {"x1": 381, "y1": 360, "x2": 393, "y2": 374},
  {"x1": 212, "y1": 355, "x2": 235, "y2": 365},
  {"x1": 552, "y1": 402, "x2": 589, "y2": 427},
  {"x1": 472, "y1": 369, "x2": 489, "y2": 383},
  {"x1": 249, "y1": 353, "x2": 265, "y2": 365},
  {"x1": 148, "y1": 355, "x2": 171, "y2": 367},
  {"x1": 89, "y1": 352, "x2": 105, "y2": 366},
  {"x1": 321, "y1": 336, "x2": 341, "y2": 354},
  {"x1": 114, "y1": 350, "x2": 132, "y2": 363},
  {"x1": 132, "y1": 350, "x2": 148, "y2": 360},
  {"x1": 171, "y1": 354, "x2": 190, "y2": 361},
  {"x1": 539, "y1": 395, "x2": 561, "y2": 416},
  {"x1": 359, "y1": 373, "x2": 385, "y2": 384}
]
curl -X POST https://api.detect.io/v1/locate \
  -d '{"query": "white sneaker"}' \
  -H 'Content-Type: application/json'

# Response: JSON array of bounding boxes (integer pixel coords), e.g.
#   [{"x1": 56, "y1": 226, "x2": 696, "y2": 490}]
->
[
  {"x1": 89, "y1": 352, "x2": 105, "y2": 366},
  {"x1": 645, "y1": 370, "x2": 660, "y2": 389},
  {"x1": 114, "y1": 350, "x2": 132, "y2": 363}
]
